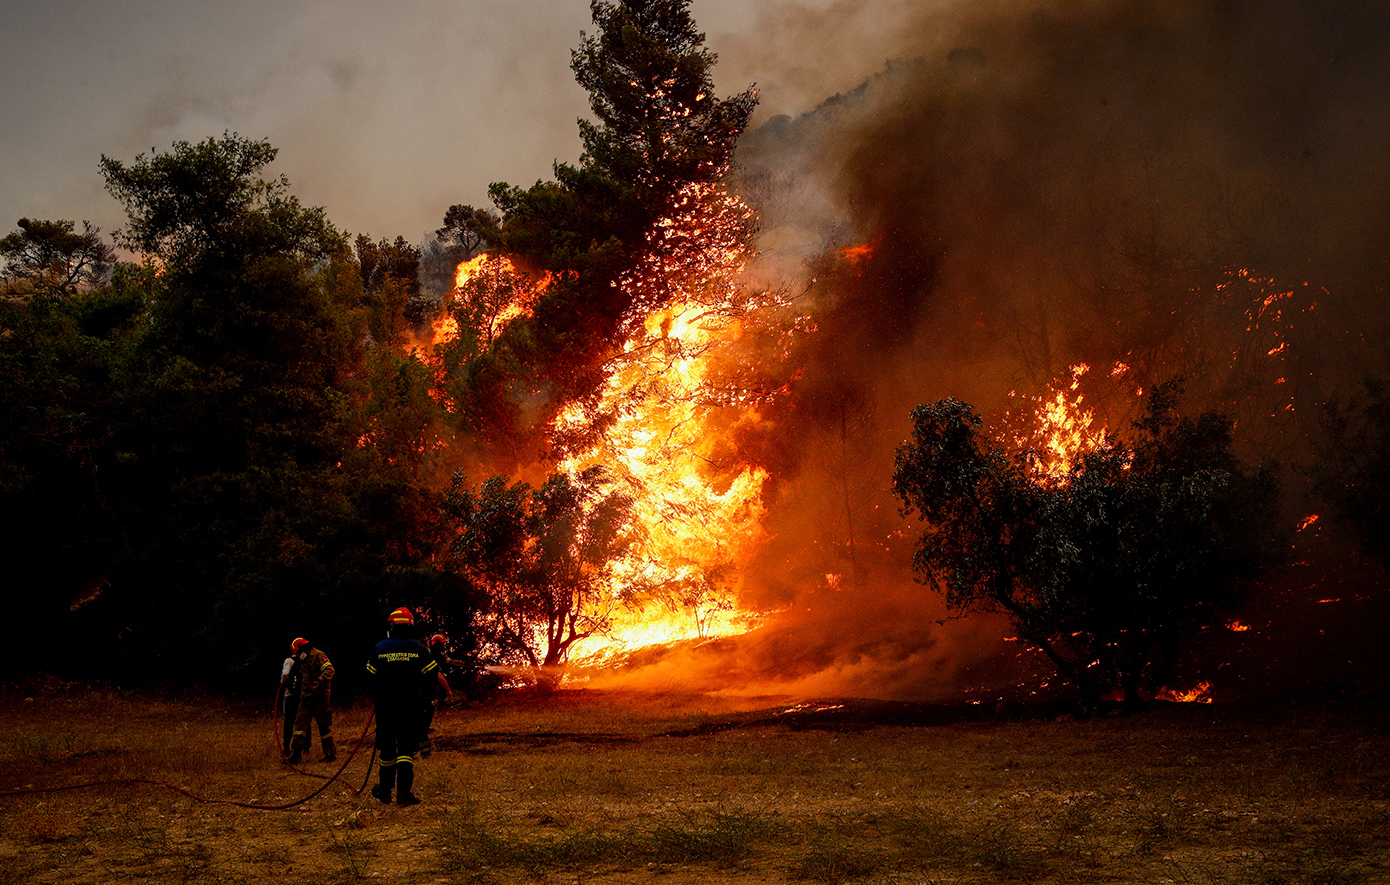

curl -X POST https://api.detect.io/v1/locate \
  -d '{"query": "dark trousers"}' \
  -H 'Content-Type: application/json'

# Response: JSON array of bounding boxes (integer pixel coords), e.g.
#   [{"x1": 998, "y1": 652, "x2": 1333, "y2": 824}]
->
[
  {"x1": 291, "y1": 693, "x2": 335, "y2": 758},
  {"x1": 374, "y1": 701, "x2": 422, "y2": 795},
  {"x1": 281, "y1": 693, "x2": 299, "y2": 755}
]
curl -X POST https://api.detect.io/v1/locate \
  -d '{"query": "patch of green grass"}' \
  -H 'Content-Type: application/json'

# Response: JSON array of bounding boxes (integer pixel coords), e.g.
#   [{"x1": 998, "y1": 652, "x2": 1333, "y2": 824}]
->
[
  {"x1": 788, "y1": 843, "x2": 884, "y2": 883},
  {"x1": 439, "y1": 799, "x2": 780, "y2": 876},
  {"x1": 648, "y1": 805, "x2": 779, "y2": 864},
  {"x1": 1, "y1": 729, "x2": 79, "y2": 763}
]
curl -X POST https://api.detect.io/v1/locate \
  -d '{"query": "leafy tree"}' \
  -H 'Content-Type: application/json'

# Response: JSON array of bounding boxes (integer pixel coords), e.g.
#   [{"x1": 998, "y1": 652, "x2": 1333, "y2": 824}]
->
[
  {"x1": 0, "y1": 265, "x2": 148, "y2": 670},
  {"x1": 75, "y1": 134, "x2": 399, "y2": 685},
  {"x1": 435, "y1": 204, "x2": 497, "y2": 258},
  {"x1": 0, "y1": 135, "x2": 476, "y2": 689},
  {"x1": 442, "y1": 467, "x2": 633, "y2": 683},
  {"x1": 0, "y1": 218, "x2": 115, "y2": 294},
  {"x1": 892, "y1": 382, "x2": 1285, "y2": 705},
  {"x1": 572, "y1": 0, "x2": 756, "y2": 210},
  {"x1": 101, "y1": 135, "x2": 335, "y2": 265},
  {"x1": 355, "y1": 234, "x2": 421, "y2": 348}
]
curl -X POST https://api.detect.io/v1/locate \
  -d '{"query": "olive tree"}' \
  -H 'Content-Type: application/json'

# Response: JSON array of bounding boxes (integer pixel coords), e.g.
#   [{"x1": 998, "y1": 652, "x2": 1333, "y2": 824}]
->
[{"x1": 892, "y1": 382, "x2": 1285, "y2": 705}]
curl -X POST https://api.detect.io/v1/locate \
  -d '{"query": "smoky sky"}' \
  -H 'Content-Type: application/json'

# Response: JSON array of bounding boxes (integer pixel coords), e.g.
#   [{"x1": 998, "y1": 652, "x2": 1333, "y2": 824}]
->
[
  {"x1": 0, "y1": 0, "x2": 911, "y2": 246},
  {"x1": 740, "y1": 0, "x2": 1390, "y2": 447}
]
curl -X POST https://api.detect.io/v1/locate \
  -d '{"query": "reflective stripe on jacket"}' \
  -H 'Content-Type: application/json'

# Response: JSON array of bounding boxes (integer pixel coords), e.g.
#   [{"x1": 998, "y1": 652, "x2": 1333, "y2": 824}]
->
[{"x1": 300, "y1": 647, "x2": 334, "y2": 697}]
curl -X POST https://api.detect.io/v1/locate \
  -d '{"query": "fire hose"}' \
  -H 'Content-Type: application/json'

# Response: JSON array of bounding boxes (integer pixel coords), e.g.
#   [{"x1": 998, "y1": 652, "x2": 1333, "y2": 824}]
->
[
  {"x1": 4, "y1": 666, "x2": 493, "y2": 808},
  {"x1": 0, "y1": 706, "x2": 377, "y2": 811}
]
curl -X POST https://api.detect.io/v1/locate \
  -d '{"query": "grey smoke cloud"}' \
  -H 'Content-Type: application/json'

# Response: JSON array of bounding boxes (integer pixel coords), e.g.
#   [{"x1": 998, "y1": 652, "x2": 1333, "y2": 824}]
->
[
  {"x1": 0, "y1": 0, "x2": 886, "y2": 245},
  {"x1": 601, "y1": 0, "x2": 1390, "y2": 699}
]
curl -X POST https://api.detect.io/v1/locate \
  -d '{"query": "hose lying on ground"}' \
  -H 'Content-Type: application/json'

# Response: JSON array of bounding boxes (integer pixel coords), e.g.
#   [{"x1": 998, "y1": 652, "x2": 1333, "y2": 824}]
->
[{"x1": 0, "y1": 711, "x2": 377, "y2": 811}]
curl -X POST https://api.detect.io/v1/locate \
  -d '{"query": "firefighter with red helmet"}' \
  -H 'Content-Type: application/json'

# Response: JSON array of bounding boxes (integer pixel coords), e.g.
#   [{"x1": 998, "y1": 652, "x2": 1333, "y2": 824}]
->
[
  {"x1": 366, "y1": 607, "x2": 437, "y2": 806},
  {"x1": 288, "y1": 637, "x2": 336, "y2": 764},
  {"x1": 419, "y1": 633, "x2": 454, "y2": 757}
]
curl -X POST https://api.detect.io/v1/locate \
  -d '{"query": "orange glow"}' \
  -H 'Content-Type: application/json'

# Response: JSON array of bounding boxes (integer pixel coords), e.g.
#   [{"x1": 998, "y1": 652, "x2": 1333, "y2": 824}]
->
[
  {"x1": 408, "y1": 253, "x2": 553, "y2": 409},
  {"x1": 1226, "y1": 620, "x2": 1251, "y2": 632},
  {"x1": 1297, "y1": 514, "x2": 1320, "y2": 531},
  {"x1": 413, "y1": 253, "x2": 551, "y2": 357},
  {"x1": 1157, "y1": 681, "x2": 1213, "y2": 703}
]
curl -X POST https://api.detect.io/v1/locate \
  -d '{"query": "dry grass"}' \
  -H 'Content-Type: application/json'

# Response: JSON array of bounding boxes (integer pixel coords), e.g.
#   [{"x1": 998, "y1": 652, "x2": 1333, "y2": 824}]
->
[{"x1": 1, "y1": 684, "x2": 1387, "y2": 884}]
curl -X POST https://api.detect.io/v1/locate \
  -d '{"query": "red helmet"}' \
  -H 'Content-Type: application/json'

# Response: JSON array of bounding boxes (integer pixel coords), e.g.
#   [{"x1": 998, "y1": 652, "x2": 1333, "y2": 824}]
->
[
  {"x1": 429, "y1": 634, "x2": 446, "y2": 647},
  {"x1": 388, "y1": 607, "x2": 414, "y2": 626},
  {"x1": 290, "y1": 637, "x2": 309, "y2": 654}
]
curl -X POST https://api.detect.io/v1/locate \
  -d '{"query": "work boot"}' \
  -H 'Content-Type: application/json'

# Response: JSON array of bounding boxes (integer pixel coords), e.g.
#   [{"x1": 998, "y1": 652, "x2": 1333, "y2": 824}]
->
[
  {"x1": 373, "y1": 760, "x2": 396, "y2": 802},
  {"x1": 289, "y1": 733, "x2": 306, "y2": 764},
  {"x1": 395, "y1": 761, "x2": 415, "y2": 805},
  {"x1": 321, "y1": 737, "x2": 337, "y2": 761}
]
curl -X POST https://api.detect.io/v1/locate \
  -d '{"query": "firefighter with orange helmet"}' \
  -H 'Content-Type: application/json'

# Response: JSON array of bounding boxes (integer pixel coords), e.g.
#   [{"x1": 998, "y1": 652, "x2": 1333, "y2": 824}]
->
[
  {"x1": 366, "y1": 607, "x2": 437, "y2": 806},
  {"x1": 288, "y1": 637, "x2": 336, "y2": 764}
]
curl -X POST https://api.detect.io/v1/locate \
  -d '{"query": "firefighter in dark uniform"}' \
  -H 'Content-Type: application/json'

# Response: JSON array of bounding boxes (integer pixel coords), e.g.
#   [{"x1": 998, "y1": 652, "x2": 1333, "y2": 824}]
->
[
  {"x1": 419, "y1": 634, "x2": 454, "y2": 757},
  {"x1": 288, "y1": 638, "x2": 336, "y2": 764},
  {"x1": 366, "y1": 607, "x2": 437, "y2": 806}
]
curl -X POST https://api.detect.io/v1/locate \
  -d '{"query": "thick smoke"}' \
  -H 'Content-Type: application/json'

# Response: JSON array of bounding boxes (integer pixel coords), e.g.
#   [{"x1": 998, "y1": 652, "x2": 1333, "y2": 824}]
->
[{"x1": 593, "y1": 0, "x2": 1390, "y2": 700}]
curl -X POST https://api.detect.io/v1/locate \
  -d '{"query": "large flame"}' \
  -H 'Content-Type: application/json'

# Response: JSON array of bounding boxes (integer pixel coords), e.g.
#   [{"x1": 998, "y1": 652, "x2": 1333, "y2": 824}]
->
[
  {"x1": 556, "y1": 184, "x2": 793, "y2": 664},
  {"x1": 555, "y1": 300, "x2": 774, "y2": 664},
  {"x1": 437, "y1": 184, "x2": 799, "y2": 670}
]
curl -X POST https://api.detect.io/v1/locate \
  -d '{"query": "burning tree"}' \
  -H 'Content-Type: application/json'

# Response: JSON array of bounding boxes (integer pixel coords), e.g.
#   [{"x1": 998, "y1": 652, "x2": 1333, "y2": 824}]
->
[
  {"x1": 442, "y1": 466, "x2": 635, "y2": 682},
  {"x1": 420, "y1": 0, "x2": 778, "y2": 666},
  {"x1": 892, "y1": 382, "x2": 1285, "y2": 706},
  {"x1": 571, "y1": 0, "x2": 757, "y2": 216},
  {"x1": 433, "y1": 0, "x2": 758, "y2": 456}
]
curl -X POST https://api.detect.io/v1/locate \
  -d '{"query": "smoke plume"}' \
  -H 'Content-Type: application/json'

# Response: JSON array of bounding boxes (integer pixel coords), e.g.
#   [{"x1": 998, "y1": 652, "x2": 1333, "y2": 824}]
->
[{"x1": 593, "y1": 0, "x2": 1390, "y2": 700}]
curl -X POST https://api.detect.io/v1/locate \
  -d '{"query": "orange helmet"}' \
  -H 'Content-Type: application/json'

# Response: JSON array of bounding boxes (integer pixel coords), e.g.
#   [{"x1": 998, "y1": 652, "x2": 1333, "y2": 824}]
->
[
  {"x1": 388, "y1": 607, "x2": 414, "y2": 626},
  {"x1": 290, "y1": 637, "x2": 309, "y2": 654},
  {"x1": 429, "y1": 634, "x2": 446, "y2": 647}
]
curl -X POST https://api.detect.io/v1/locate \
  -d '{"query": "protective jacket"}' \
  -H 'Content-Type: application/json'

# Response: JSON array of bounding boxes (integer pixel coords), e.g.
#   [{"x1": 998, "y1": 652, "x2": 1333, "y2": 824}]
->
[
  {"x1": 367, "y1": 637, "x2": 437, "y2": 704},
  {"x1": 300, "y1": 647, "x2": 335, "y2": 699}
]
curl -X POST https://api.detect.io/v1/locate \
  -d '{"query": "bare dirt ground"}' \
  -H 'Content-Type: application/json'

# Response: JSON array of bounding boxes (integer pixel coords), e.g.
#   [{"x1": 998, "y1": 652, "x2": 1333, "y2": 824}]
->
[{"x1": 2, "y1": 683, "x2": 1388, "y2": 885}]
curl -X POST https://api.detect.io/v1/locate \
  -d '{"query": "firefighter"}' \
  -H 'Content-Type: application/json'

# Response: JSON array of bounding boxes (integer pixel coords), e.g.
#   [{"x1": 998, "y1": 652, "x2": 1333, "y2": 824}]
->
[
  {"x1": 366, "y1": 607, "x2": 437, "y2": 806},
  {"x1": 288, "y1": 637, "x2": 336, "y2": 764},
  {"x1": 419, "y1": 634, "x2": 454, "y2": 757},
  {"x1": 277, "y1": 641, "x2": 302, "y2": 757}
]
